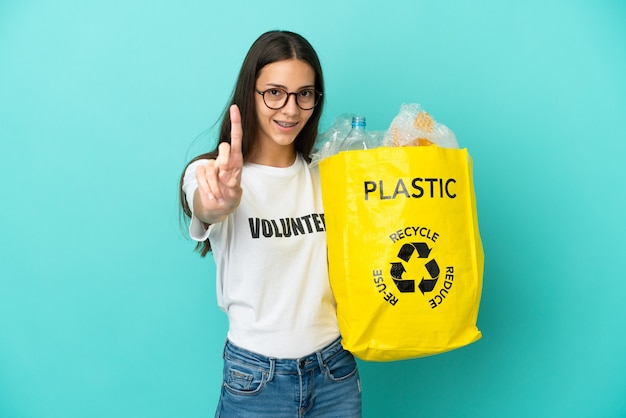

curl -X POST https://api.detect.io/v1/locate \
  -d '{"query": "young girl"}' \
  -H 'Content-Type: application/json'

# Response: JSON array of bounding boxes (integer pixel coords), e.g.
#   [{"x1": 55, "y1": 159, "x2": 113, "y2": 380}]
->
[{"x1": 180, "y1": 31, "x2": 362, "y2": 417}]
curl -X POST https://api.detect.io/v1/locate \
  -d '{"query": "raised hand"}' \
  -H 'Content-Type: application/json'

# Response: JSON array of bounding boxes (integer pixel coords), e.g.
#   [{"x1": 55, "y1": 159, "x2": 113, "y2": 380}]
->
[{"x1": 194, "y1": 105, "x2": 244, "y2": 222}]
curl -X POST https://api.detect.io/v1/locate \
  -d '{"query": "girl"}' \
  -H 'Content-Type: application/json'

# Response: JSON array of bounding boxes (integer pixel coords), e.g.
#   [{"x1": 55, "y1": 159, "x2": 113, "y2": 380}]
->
[{"x1": 180, "y1": 30, "x2": 362, "y2": 417}]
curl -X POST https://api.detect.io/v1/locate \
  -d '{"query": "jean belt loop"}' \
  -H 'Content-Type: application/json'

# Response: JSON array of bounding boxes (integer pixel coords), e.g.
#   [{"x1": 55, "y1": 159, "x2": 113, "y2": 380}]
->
[
  {"x1": 316, "y1": 351, "x2": 325, "y2": 373},
  {"x1": 267, "y1": 358, "x2": 276, "y2": 383}
]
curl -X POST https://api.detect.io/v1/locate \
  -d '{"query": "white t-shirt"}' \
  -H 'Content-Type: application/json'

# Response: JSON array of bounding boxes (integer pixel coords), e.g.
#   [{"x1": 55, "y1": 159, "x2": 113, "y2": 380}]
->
[{"x1": 182, "y1": 154, "x2": 340, "y2": 358}]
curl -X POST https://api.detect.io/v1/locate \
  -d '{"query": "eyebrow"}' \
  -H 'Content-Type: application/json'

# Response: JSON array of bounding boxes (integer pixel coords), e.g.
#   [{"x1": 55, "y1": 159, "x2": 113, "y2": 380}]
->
[{"x1": 263, "y1": 83, "x2": 316, "y2": 90}]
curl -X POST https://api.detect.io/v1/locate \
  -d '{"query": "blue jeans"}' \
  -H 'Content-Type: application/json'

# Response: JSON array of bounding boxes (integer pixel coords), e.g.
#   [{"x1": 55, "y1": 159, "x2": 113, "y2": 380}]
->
[{"x1": 216, "y1": 337, "x2": 362, "y2": 417}]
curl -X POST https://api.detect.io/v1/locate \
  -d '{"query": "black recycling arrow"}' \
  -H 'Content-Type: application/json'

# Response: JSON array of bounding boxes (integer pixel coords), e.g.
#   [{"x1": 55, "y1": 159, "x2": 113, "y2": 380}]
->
[
  {"x1": 390, "y1": 262, "x2": 415, "y2": 293},
  {"x1": 418, "y1": 278, "x2": 437, "y2": 293},
  {"x1": 395, "y1": 279, "x2": 415, "y2": 293},
  {"x1": 414, "y1": 242, "x2": 432, "y2": 258},
  {"x1": 398, "y1": 243, "x2": 432, "y2": 262},
  {"x1": 418, "y1": 259, "x2": 440, "y2": 294}
]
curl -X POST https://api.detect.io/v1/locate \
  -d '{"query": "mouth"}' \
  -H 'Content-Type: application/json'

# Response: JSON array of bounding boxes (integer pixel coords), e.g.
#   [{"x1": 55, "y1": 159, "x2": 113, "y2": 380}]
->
[{"x1": 274, "y1": 120, "x2": 299, "y2": 129}]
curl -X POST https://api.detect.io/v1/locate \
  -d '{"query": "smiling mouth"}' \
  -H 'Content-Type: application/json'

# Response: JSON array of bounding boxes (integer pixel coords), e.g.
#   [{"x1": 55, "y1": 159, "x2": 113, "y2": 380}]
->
[{"x1": 275, "y1": 121, "x2": 298, "y2": 128}]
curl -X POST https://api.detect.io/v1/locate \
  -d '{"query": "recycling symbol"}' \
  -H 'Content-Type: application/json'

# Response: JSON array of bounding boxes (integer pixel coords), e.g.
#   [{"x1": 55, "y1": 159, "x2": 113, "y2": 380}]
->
[{"x1": 390, "y1": 242, "x2": 440, "y2": 294}]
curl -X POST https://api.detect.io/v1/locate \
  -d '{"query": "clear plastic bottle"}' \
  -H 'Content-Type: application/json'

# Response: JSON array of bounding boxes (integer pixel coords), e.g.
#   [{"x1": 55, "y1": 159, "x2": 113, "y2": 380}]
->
[{"x1": 341, "y1": 116, "x2": 369, "y2": 151}]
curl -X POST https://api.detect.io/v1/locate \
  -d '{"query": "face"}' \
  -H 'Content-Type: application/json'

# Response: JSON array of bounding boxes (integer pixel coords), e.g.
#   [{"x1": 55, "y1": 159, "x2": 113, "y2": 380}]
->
[{"x1": 254, "y1": 59, "x2": 316, "y2": 163}]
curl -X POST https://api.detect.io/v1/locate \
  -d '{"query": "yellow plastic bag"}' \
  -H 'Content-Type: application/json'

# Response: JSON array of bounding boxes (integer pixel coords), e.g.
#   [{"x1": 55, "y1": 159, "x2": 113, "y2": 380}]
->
[{"x1": 320, "y1": 146, "x2": 484, "y2": 361}]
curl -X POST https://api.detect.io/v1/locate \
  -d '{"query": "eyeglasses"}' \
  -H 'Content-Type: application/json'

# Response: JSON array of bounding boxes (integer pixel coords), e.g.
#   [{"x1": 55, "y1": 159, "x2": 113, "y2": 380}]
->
[{"x1": 255, "y1": 87, "x2": 322, "y2": 110}]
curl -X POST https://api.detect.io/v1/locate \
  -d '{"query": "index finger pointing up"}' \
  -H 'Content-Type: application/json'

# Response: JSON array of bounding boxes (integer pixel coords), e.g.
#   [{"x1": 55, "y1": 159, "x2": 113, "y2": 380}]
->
[{"x1": 229, "y1": 104, "x2": 243, "y2": 156}]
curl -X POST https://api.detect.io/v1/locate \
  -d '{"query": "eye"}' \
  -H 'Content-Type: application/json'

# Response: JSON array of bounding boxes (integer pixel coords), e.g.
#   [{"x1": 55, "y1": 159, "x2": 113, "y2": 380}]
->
[
  {"x1": 267, "y1": 88, "x2": 285, "y2": 97},
  {"x1": 299, "y1": 89, "x2": 315, "y2": 98}
]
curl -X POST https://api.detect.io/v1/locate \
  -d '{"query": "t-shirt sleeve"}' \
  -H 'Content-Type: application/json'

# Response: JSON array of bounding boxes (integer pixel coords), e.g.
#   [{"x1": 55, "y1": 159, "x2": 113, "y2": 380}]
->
[{"x1": 182, "y1": 159, "x2": 211, "y2": 242}]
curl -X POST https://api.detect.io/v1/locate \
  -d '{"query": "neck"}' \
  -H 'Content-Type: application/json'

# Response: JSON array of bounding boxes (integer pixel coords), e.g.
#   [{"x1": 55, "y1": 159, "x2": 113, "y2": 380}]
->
[{"x1": 248, "y1": 145, "x2": 297, "y2": 167}]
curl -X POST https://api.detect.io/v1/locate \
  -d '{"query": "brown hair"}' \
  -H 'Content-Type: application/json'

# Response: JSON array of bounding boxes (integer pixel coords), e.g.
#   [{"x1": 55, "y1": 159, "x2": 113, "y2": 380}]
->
[{"x1": 179, "y1": 30, "x2": 325, "y2": 256}]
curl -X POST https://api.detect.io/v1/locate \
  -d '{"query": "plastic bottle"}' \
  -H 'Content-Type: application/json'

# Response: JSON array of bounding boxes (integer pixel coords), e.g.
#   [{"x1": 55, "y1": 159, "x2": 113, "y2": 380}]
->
[{"x1": 341, "y1": 116, "x2": 369, "y2": 151}]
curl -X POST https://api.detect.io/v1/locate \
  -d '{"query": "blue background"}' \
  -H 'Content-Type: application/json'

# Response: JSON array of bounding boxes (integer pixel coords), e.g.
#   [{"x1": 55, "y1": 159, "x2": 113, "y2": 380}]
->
[{"x1": 1, "y1": 1, "x2": 625, "y2": 417}]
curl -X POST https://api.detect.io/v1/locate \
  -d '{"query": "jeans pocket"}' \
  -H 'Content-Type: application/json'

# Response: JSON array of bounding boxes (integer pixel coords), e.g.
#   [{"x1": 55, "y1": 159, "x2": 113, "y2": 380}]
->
[
  {"x1": 223, "y1": 358, "x2": 268, "y2": 396},
  {"x1": 324, "y1": 348, "x2": 358, "y2": 382}
]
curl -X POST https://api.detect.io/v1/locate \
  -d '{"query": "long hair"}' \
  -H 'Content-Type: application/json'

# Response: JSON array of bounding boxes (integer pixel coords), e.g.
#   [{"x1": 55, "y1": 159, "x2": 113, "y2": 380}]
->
[{"x1": 179, "y1": 30, "x2": 325, "y2": 256}]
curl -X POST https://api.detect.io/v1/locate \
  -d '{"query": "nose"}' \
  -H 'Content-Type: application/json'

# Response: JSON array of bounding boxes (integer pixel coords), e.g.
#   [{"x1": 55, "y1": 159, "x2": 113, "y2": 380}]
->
[{"x1": 282, "y1": 93, "x2": 300, "y2": 114}]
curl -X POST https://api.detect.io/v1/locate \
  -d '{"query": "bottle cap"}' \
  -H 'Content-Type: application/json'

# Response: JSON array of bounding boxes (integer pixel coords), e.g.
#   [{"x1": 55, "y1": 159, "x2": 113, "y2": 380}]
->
[{"x1": 351, "y1": 116, "x2": 366, "y2": 127}]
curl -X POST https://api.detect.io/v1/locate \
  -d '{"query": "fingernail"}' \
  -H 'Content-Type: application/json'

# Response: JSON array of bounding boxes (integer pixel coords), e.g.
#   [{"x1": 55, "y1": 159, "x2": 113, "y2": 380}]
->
[
  {"x1": 218, "y1": 198, "x2": 225, "y2": 205},
  {"x1": 208, "y1": 193, "x2": 215, "y2": 200}
]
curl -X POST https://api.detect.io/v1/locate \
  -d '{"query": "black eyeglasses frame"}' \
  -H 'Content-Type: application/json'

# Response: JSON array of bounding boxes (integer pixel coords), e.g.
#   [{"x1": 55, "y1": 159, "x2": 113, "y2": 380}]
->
[{"x1": 255, "y1": 88, "x2": 323, "y2": 110}]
